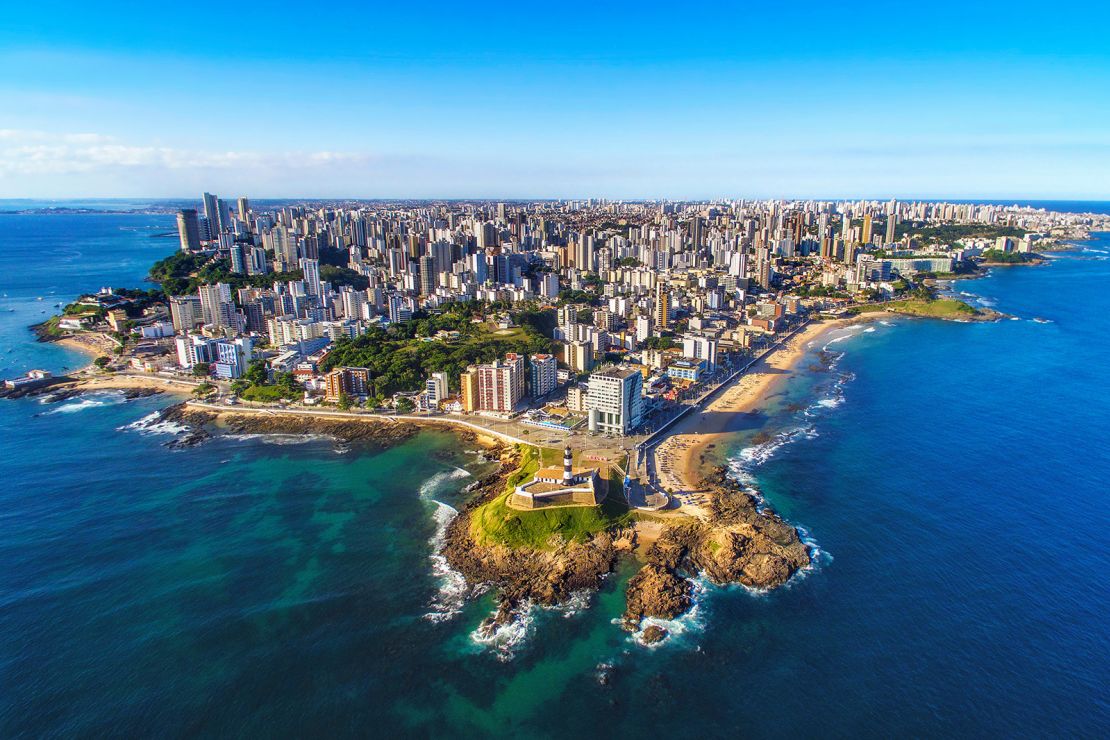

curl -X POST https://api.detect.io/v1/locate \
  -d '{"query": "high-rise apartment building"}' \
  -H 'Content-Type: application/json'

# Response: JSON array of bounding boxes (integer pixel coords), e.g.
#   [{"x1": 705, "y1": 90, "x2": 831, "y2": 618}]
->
[
  {"x1": 176, "y1": 209, "x2": 201, "y2": 252},
  {"x1": 202, "y1": 192, "x2": 221, "y2": 239},
  {"x1": 654, "y1": 284, "x2": 670, "y2": 330},
  {"x1": 475, "y1": 353, "x2": 525, "y2": 413},
  {"x1": 529, "y1": 354, "x2": 557, "y2": 398},
  {"x1": 460, "y1": 368, "x2": 479, "y2": 412}
]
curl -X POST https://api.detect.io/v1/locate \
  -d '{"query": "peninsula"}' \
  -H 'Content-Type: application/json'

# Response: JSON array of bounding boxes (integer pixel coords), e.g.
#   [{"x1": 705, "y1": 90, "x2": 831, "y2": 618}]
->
[{"x1": 11, "y1": 196, "x2": 1109, "y2": 643}]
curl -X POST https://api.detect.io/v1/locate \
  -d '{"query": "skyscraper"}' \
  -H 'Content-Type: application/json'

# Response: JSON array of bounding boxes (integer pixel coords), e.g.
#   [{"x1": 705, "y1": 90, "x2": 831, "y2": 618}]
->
[
  {"x1": 418, "y1": 255, "x2": 436, "y2": 296},
  {"x1": 862, "y1": 213, "x2": 873, "y2": 245},
  {"x1": 202, "y1": 192, "x2": 220, "y2": 239},
  {"x1": 237, "y1": 197, "x2": 250, "y2": 223},
  {"x1": 176, "y1": 209, "x2": 201, "y2": 252},
  {"x1": 529, "y1": 354, "x2": 557, "y2": 398},
  {"x1": 198, "y1": 283, "x2": 234, "y2": 329},
  {"x1": 300, "y1": 258, "x2": 321, "y2": 297},
  {"x1": 654, "y1": 284, "x2": 670, "y2": 330}
]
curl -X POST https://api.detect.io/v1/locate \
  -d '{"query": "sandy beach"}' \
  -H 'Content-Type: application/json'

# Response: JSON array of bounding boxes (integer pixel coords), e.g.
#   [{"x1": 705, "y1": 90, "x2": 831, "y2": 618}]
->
[
  {"x1": 653, "y1": 319, "x2": 852, "y2": 510},
  {"x1": 54, "y1": 333, "x2": 120, "y2": 361}
]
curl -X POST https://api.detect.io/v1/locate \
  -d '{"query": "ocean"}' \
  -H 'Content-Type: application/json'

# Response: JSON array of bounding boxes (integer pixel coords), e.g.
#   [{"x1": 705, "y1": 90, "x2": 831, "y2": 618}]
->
[{"x1": 1, "y1": 210, "x2": 1108, "y2": 737}]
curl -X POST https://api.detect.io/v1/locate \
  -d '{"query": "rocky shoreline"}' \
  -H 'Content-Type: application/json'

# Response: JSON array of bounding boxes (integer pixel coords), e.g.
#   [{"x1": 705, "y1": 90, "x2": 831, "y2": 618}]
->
[
  {"x1": 0, "y1": 375, "x2": 164, "y2": 403},
  {"x1": 621, "y1": 467, "x2": 811, "y2": 640},
  {"x1": 158, "y1": 403, "x2": 427, "y2": 449},
  {"x1": 440, "y1": 445, "x2": 634, "y2": 634},
  {"x1": 439, "y1": 446, "x2": 812, "y2": 642}
]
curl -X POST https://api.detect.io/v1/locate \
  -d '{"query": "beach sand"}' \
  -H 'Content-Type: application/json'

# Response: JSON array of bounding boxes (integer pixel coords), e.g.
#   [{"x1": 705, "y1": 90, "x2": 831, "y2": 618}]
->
[
  {"x1": 653, "y1": 319, "x2": 852, "y2": 510},
  {"x1": 54, "y1": 333, "x2": 119, "y2": 360}
]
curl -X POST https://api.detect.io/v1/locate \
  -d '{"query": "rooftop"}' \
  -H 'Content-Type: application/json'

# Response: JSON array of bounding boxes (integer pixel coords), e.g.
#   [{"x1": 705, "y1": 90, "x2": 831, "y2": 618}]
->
[{"x1": 590, "y1": 366, "x2": 639, "y2": 380}]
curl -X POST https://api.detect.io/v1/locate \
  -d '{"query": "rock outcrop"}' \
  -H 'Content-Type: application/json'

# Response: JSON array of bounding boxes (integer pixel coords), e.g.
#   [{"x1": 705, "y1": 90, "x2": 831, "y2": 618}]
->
[
  {"x1": 441, "y1": 449, "x2": 619, "y2": 623},
  {"x1": 621, "y1": 467, "x2": 812, "y2": 631},
  {"x1": 163, "y1": 404, "x2": 422, "y2": 446},
  {"x1": 624, "y1": 564, "x2": 692, "y2": 627}
]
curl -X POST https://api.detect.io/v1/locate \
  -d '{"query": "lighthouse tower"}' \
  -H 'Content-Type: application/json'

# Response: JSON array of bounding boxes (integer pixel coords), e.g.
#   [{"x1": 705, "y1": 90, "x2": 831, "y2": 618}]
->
[{"x1": 562, "y1": 445, "x2": 574, "y2": 485}]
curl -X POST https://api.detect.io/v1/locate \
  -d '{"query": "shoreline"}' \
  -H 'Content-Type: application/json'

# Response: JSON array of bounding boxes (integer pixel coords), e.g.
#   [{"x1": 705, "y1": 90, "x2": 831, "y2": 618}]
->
[
  {"x1": 182, "y1": 401, "x2": 532, "y2": 449},
  {"x1": 654, "y1": 318, "x2": 856, "y2": 503}
]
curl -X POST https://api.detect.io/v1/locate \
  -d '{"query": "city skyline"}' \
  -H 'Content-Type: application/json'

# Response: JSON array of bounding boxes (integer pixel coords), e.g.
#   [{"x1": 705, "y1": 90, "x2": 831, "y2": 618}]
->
[{"x1": 1, "y1": 1, "x2": 1108, "y2": 199}]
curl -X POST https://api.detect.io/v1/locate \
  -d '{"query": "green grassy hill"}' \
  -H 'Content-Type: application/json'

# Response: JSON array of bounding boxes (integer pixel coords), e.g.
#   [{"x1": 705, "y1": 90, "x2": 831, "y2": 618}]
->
[{"x1": 470, "y1": 445, "x2": 631, "y2": 550}]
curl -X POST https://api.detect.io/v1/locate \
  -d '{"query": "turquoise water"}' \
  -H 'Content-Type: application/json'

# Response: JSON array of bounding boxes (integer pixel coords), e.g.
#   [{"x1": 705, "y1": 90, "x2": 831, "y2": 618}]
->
[{"x1": 1, "y1": 213, "x2": 1108, "y2": 736}]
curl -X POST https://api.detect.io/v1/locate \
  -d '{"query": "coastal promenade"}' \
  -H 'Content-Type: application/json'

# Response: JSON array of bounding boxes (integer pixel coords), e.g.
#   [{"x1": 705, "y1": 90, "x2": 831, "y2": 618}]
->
[{"x1": 638, "y1": 319, "x2": 840, "y2": 515}]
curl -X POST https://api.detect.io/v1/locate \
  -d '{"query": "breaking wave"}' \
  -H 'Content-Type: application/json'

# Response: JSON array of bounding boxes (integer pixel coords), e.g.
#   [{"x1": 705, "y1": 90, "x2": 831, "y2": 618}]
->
[
  {"x1": 469, "y1": 603, "x2": 537, "y2": 662},
  {"x1": 226, "y1": 433, "x2": 335, "y2": 445},
  {"x1": 119, "y1": 410, "x2": 190, "y2": 436},
  {"x1": 421, "y1": 466, "x2": 474, "y2": 623},
  {"x1": 44, "y1": 390, "x2": 127, "y2": 414}
]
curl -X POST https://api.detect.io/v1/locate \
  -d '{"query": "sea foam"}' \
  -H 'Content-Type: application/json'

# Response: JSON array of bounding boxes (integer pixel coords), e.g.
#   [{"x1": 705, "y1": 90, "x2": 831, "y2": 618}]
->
[
  {"x1": 420, "y1": 466, "x2": 474, "y2": 623},
  {"x1": 119, "y1": 410, "x2": 190, "y2": 436},
  {"x1": 45, "y1": 390, "x2": 127, "y2": 414}
]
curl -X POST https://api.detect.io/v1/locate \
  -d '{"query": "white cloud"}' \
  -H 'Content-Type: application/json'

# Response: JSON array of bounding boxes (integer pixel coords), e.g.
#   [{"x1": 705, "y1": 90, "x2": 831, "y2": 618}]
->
[{"x1": 0, "y1": 129, "x2": 380, "y2": 177}]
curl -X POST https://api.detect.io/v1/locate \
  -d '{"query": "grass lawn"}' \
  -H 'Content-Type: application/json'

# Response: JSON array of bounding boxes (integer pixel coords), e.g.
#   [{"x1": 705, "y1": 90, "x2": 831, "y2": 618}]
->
[
  {"x1": 470, "y1": 445, "x2": 631, "y2": 550},
  {"x1": 851, "y1": 298, "x2": 978, "y2": 319},
  {"x1": 240, "y1": 384, "x2": 294, "y2": 402}
]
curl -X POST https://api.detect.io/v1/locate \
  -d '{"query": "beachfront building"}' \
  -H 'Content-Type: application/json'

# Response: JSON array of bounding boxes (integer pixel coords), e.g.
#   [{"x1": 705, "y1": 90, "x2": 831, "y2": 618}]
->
[
  {"x1": 682, "y1": 334, "x2": 718, "y2": 371},
  {"x1": 468, "y1": 353, "x2": 526, "y2": 413},
  {"x1": 325, "y1": 367, "x2": 370, "y2": 402},
  {"x1": 585, "y1": 366, "x2": 644, "y2": 435},
  {"x1": 459, "y1": 368, "x2": 478, "y2": 412},
  {"x1": 424, "y1": 372, "x2": 449, "y2": 407},
  {"x1": 666, "y1": 358, "x2": 706, "y2": 383},
  {"x1": 512, "y1": 445, "x2": 602, "y2": 510}
]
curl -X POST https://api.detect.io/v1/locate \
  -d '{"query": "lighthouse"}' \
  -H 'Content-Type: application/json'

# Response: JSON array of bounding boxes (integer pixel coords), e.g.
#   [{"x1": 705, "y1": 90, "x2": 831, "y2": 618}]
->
[{"x1": 562, "y1": 444, "x2": 574, "y2": 485}]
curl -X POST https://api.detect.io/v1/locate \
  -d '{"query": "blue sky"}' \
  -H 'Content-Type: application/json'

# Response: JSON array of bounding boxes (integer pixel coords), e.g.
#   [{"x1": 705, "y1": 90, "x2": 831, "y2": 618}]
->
[{"x1": 0, "y1": 1, "x2": 1107, "y2": 199}]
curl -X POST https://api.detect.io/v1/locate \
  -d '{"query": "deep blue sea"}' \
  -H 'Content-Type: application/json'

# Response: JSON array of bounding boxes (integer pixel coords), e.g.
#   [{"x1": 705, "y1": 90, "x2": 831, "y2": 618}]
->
[{"x1": 1, "y1": 209, "x2": 1108, "y2": 737}]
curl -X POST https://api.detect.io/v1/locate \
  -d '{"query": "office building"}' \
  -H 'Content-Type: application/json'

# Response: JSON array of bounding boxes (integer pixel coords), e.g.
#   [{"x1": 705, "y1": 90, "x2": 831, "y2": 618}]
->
[{"x1": 585, "y1": 366, "x2": 643, "y2": 435}]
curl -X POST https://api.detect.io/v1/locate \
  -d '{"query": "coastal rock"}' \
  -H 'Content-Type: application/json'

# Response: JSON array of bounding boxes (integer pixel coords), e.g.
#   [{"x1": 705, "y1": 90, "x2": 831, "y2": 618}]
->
[
  {"x1": 623, "y1": 564, "x2": 693, "y2": 628},
  {"x1": 640, "y1": 625, "x2": 669, "y2": 645},
  {"x1": 120, "y1": 387, "x2": 163, "y2": 400},
  {"x1": 165, "y1": 405, "x2": 421, "y2": 447},
  {"x1": 622, "y1": 467, "x2": 812, "y2": 630}
]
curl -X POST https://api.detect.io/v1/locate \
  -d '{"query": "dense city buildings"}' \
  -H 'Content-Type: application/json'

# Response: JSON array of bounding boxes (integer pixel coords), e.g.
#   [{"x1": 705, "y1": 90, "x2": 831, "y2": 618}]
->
[{"x1": 52, "y1": 192, "x2": 1104, "y2": 437}]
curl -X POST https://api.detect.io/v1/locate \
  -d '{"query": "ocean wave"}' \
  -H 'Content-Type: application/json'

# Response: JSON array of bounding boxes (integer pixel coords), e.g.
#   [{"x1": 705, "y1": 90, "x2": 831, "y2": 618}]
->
[
  {"x1": 732, "y1": 424, "x2": 818, "y2": 481},
  {"x1": 863, "y1": 326, "x2": 876, "y2": 333},
  {"x1": 469, "y1": 602, "x2": 536, "y2": 662},
  {"x1": 421, "y1": 467, "x2": 474, "y2": 623},
  {"x1": 424, "y1": 503, "x2": 469, "y2": 623},
  {"x1": 44, "y1": 390, "x2": 127, "y2": 414},
  {"x1": 821, "y1": 329, "x2": 861, "y2": 351},
  {"x1": 468, "y1": 590, "x2": 593, "y2": 659},
  {"x1": 418, "y1": 466, "x2": 472, "y2": 500},
  {"x1": 550, "y1": 589, "x2": 593, "y2": 619},
  {"x1": 119, "y1": 410, "x2": 190, "y2": 436}
]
